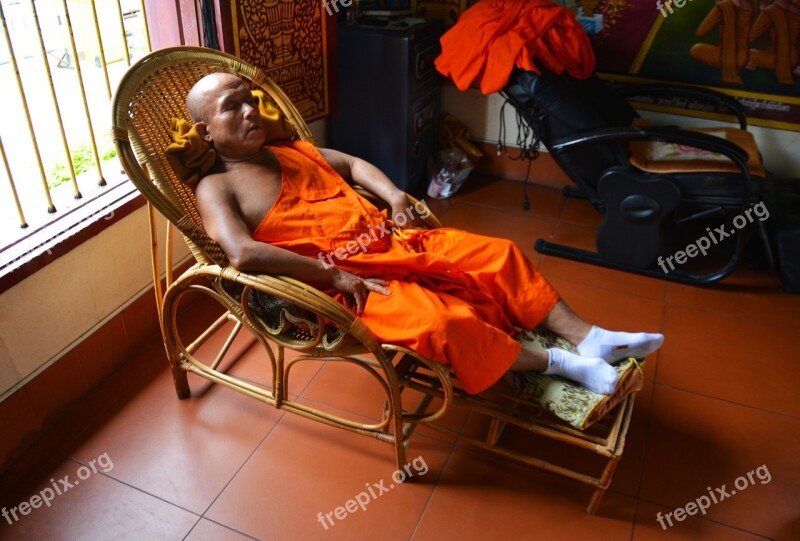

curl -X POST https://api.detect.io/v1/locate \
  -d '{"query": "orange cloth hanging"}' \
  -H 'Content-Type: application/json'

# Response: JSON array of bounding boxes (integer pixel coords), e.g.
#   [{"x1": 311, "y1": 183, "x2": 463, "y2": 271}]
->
[
  {"x1": 435, "y1": 0, "x2": 596, "y2": 95},
  {"x1": 252, "y1": 140, "x2": 560, "y2": 394}
]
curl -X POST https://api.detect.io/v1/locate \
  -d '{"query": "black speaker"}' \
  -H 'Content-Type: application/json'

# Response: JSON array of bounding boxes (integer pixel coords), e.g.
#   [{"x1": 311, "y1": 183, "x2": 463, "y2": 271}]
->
[{"x1": 775, "y1": 225, "x2": 800, "y2": 293}]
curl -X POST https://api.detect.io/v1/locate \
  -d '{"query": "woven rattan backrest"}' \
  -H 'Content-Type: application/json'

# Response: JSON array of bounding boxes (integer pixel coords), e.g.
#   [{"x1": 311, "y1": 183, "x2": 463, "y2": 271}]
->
[{"x1": 112, "y1": 46, "x2": 315, "y2": 266}]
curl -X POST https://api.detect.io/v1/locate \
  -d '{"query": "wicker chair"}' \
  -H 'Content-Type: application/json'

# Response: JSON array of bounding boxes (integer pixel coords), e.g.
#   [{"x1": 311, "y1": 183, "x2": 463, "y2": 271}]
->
[{"x1": 112, "y1": 46, "x2": 642, "y2": 514}]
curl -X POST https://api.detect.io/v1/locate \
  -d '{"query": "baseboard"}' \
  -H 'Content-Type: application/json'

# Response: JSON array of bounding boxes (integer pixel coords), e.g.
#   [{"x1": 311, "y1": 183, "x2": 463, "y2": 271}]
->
[
  {"x1": 0, "y1": 258, "x2": 197, "y2": 473},
  {"x1": 470, "y1": 140, "x2": 575, "y2": 189}
]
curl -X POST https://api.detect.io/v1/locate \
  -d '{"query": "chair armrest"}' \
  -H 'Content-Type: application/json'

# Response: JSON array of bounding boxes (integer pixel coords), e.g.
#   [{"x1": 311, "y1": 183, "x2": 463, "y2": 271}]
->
[
  {"x1": 177, "y1": 263, "x2": 381, "y2": 351},
  {"x1": 552, "y1": 125, "x2": 749, "y2": 167},
  {"x1": 551, "y1": 125, "x2": 753, "y2": 202},
  {"x1": 616, "y1": 84, "x2": 747, "y2": 130},
  {"x1": 353, "y1": 186, "x2": 443, "y2": 229}
]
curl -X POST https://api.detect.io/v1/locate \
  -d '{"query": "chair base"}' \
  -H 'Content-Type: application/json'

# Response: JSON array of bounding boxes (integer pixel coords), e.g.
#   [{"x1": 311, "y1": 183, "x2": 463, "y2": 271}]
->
[
  {"x1": 535, "y1": 239, "x2": 739, "y2": 285},
  {"x1": 396, "y1": 356, "x2": 636, "y2": 515}
]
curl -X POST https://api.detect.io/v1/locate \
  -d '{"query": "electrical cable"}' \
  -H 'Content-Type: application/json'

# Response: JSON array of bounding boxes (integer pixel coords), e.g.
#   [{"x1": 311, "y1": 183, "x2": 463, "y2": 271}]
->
[{"x1": 497, "y1": 94, "x2": 544, "y2": 211}]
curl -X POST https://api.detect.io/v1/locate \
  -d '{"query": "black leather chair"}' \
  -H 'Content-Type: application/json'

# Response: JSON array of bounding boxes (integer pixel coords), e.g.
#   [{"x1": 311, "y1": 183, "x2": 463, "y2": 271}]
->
[{"x1": 501, "y1": 68, "x2": 772, "y2": 285}]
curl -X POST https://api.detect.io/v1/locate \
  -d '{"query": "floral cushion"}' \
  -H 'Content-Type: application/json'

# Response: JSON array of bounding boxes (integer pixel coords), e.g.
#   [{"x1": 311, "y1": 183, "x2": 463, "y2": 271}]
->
[{"x1": 505, "y1": 326, "x2": 645, "y2": 430}]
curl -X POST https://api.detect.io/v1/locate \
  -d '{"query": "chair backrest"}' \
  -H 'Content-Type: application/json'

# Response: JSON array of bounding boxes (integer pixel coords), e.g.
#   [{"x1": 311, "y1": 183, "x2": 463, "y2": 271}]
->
[
  {"x1": 111, "y1": 46, "x2": 315, "y2": 267},
  {"x1": 503, "y1": 68, "x2": 638, "y2": 202}
]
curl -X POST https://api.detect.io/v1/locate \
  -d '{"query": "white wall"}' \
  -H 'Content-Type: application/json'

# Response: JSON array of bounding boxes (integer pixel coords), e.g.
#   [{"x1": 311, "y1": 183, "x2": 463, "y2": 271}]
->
[
  {"x1": 442, "y1": 86, "x2": 800, "y2": 179},
  {"x1": 0, "y1": 206, "x2": 191, "y2": 400}
]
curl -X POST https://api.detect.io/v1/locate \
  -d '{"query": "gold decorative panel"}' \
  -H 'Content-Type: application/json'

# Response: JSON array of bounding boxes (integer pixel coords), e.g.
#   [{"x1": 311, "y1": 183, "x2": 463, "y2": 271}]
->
[{"x1": 230, "y1": 0, "x2": 333, "y2": 121}]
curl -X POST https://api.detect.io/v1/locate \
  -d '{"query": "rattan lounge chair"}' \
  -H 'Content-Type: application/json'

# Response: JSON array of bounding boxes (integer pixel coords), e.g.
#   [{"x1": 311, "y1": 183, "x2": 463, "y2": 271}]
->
[{"x1": 112, "y1": 46, "x2": 644, "y2": 514}]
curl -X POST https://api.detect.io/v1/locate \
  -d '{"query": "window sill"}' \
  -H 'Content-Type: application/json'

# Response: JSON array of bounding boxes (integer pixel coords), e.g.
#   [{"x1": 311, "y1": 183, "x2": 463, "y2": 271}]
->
[{"x1": 0, "y1": 179, "x2": 146, "y2": 294}]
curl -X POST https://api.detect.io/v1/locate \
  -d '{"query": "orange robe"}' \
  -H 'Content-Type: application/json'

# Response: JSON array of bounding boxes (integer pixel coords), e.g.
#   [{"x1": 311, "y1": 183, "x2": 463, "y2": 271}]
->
[
  {"x1": 434, "y1": 0, "x2": 596, "y2": 95},
  {"x1": 252, "y1": 141, "x2": 559, "y2": 393}
]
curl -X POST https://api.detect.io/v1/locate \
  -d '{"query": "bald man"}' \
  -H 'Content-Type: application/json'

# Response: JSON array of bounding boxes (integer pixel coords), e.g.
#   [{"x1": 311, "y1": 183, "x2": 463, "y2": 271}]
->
[{"x1": 186, "y1": 73, "x2": 664, "y2": 394}]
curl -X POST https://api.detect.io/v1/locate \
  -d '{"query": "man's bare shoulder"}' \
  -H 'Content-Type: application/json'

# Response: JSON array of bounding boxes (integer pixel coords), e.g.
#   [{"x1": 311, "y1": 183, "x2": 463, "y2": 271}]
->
[{"x1": 195, "y1": 171, "x2": 236, "y2": 203}]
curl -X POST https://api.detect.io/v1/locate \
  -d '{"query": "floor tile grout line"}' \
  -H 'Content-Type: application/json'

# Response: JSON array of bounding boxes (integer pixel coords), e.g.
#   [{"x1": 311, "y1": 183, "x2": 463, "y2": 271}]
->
[
  {"x1": 407, "y1": 409, "x2": 473, "y2": 541},
  {"x1": 650, "y1": 381, "x2": 800, "y2": 420},
  {"x1": 633, "y1": 496, "x2": 777, "y2": 540},
  {"x1": 660, "y1": 298, "x2": 800, "y2": 331},
  {"x1": 196, "y1": 409, "x2": 291, "y2": 522},
  {"x1": 181, "y1": 516, "x2": 261, "y2": 541},
  {"x1": 630, "y1": 374, "x2": 659, "y2": 541}
]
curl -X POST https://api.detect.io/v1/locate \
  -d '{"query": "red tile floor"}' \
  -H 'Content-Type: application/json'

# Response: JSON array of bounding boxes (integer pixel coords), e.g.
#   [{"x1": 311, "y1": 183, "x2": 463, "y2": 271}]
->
[{"x1": 2, "y1": 177, "x2": 799, "y2": 540}]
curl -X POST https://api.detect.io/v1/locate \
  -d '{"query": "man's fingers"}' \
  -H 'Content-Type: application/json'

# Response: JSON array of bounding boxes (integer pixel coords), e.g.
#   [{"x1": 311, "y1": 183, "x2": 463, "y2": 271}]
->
[
  {"x1": 354, "y1": 286, "x2": 366, "y2": 315},
  {"x1": 363, "y1": 279, "x2": 391, "y2": 296}
]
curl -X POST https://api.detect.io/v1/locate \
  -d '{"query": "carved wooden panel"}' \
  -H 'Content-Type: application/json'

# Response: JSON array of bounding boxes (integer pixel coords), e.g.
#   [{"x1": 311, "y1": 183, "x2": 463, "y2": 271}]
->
[{"x1": 230, "y1": 0, "x2": 334, "y2": 121}]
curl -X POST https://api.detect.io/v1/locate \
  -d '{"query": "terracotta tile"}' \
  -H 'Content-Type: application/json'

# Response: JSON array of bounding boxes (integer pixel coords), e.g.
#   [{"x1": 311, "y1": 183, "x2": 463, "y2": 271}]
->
[
  {"x1": 196, "y1": 323, "x2": 322, "y2": 397},
  {"x1": 300, "y1": 358, "x2": 390, "y2": 422},
  {"x1": 0, "y1": 457, "x2": 197, "y2": 539},
  {"x1": 453, "y1": 177, "x2": 565, "y2": 219},
  {"x1": 64, "y1": 363, "x2": 284, "y2": 514},
  {"x1": 633, "y1": 501, "x2": 770, "y2": 540},
  {"x1": 121, "y1": 290, "x2": 161, "y2": 353},
  {"x1": 561, "y1": 196, "x2": 604, "y2": 228},
  {"x1": 610, "y1": 381, "x2": 654, "y2": 497},
  {"x1": 398, "y1": 387, "x2": 473, "y2": 445},
  {"x1": 23, "y1": 350, "x2": 88, "y2": 428},
  {"x1": 640, "y1": 385, "x2": 800, "y2": 539},
  {"x1": 206, "y1": 413, "x2": 453, "y2": 541},
  {"x1": 658, "y1": 304, "x2": 800, "y2": 416},
  {"x1": 412, "y1": 446, "x2": 636, "y2": 541},
  {"x1": 72, "y1": 314, "x2": 130, "y2": 391},
  {"x1": 0, "y1": 389, "x2": 43, "y2": 473},
  {"x1": 439, "y1": 200, "x2": 557, "y2": 266},
  {"x1": 422, "y1": 197, "x2": 454, "y2": 222},
  {"x1": 185, "y1": 519, "x2": 257, "y2": 541},
  {"x1": 666, "y1": 263, "x2": 800, "y2": 329},
  {"x1": 539, "y1": 222, "x2": 668, "y2": 302}
]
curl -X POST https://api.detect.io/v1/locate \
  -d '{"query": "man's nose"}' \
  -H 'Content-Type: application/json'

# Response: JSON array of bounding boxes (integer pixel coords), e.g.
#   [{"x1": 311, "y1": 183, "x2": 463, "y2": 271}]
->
[{"x1": 243, "y1": 102, "x2": 259, "y2": 119}]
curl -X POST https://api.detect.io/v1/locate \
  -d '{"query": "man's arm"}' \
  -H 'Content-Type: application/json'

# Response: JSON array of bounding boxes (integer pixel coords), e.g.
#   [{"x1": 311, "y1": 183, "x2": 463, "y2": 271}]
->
[
  {"x1": 318, "y1": 147, "x2": 427, "y2": 228},
  {"x1": 195, "y1": 176, "x2": 390, "y2": 314}
]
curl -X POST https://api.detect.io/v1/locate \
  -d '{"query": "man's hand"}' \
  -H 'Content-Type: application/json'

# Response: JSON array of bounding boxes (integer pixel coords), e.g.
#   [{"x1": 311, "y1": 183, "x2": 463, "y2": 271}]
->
[
  {"x1": 330, "y1": 268, "x2": 391, "y2": 315},
  {"x1": 390, "y1": 194, "x2": 429, "y2": 229}
]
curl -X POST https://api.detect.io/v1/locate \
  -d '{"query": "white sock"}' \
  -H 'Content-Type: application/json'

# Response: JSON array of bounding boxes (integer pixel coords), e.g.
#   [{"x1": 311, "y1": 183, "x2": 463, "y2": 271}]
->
[
  {"x1": 577, "y1": 326, "x2": 664, "y2": 363},
  {"x1": 544, "y1": 348, "x2": 619, "y2": 394}
]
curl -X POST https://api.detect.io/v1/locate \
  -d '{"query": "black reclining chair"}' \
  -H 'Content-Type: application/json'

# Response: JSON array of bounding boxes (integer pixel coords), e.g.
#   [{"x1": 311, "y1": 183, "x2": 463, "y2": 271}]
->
[{"x1": 501, "y1": 68, "x2": 771, "y2": 285}]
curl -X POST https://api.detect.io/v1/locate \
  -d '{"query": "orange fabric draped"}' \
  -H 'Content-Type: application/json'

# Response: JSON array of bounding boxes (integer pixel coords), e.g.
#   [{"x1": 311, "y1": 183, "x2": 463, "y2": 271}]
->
[
  {"x1": 435, "y1": 0, "x2": 596, "y2": 95},
  {"x1": 252, "y1": 140, "x2": 559, "y2": 393}
]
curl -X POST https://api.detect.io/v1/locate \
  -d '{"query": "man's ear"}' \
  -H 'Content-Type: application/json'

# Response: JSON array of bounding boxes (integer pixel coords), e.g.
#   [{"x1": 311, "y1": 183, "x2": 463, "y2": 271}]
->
[{"x1": 195, "y1": 121, "x2": 211, "y2": 143}]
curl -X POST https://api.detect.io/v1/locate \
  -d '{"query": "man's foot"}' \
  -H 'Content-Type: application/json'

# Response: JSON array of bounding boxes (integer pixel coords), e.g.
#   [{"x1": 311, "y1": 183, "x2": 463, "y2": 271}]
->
[
  {"x1": 544, "y1": 348, "x2": 619, "y2": 394},
  {"x1": 577, "y1": 326, "x2": 664, "y2": 363}
]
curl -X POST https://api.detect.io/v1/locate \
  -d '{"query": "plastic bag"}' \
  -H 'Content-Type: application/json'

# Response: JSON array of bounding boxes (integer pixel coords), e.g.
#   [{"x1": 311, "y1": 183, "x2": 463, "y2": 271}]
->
[{"x1": 427, "y1": 148, "x2": 473, "y2": 199}]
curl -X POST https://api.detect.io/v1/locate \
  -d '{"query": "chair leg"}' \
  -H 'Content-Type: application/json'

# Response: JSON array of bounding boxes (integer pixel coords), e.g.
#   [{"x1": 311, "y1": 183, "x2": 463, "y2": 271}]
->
[
  {"x1": 586, "y1": 454, "x2": 620, "y2": 514},
  {"x1": 168, "y1": 351, "x2": 191, "y2": 399}
]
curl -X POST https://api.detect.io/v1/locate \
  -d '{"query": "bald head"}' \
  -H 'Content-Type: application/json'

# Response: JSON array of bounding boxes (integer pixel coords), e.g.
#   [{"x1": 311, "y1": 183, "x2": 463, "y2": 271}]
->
[{"x1": 186, "y1": 72, "x2": 243, "y2": 123}]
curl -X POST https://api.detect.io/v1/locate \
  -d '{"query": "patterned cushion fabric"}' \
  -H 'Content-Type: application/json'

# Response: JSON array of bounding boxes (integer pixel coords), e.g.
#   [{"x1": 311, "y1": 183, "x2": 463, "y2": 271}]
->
[{"x1": 506, "y1": 326, "x2": 645, "y2": 430}]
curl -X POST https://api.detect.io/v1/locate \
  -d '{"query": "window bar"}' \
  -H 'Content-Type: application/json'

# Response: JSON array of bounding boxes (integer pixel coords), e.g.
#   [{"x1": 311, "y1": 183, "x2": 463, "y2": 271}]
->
[
  {"x1": 137, "y1": 0, "x2": 151, "y2": 51},
  {"x1": 30, "y1": 0, "x2": 82, "y2": 200},
  {"x1": 0, "y1": 137, "x2": 28, "y2": 229},
  {"x1": 0, "y1": 1, "x2": 56, "y2": 213},
  {"x1": 89, "y1": 0, "x2": 113, "y2": 100},
  {"x1": 112, "y1": 0, "x2": 131, "y2": 66},
  {"x1": 60, "y1": 0, "x2": 106, "y2": 186}
]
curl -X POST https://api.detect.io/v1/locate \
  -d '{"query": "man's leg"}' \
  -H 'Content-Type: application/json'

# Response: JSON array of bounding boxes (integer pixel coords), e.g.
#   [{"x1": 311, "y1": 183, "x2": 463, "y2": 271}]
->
[
  {"x1": 509, "y1": 342, "x2": 619, "y2": 395},
  {"x1": 540, "y1": 300, "x2": 664, "y2": 363}
]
